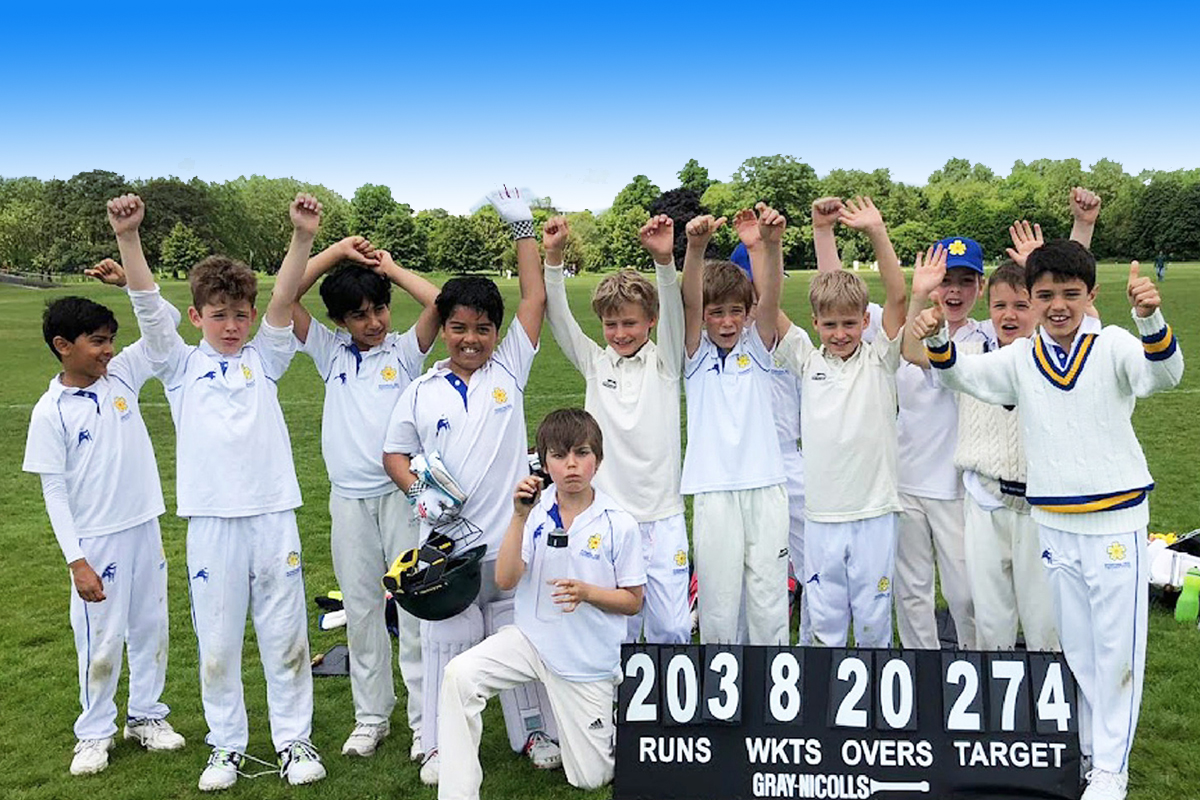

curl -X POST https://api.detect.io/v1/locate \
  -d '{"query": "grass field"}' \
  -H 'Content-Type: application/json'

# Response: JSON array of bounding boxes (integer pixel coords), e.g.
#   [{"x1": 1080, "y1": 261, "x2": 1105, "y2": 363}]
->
[{"x1": 1, "y1": 264, "x2": 1197, "y2": 800}]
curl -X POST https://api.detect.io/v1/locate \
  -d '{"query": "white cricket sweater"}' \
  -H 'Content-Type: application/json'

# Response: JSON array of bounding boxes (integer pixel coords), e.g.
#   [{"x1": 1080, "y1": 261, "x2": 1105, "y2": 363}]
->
[
  {"x1": 927, "y1": 309, "x2": 1182, "y2": 535},
  {"x1": 952, "y1": 341, "x2": 1026, "y2": 489}
]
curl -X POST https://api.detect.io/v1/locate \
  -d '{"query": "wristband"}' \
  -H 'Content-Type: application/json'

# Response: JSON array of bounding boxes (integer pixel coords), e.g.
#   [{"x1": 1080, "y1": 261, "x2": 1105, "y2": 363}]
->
[
  {"x1": 509, "y1": 220, "x2": 535, "y2": 241},
  {"x1": 406, "y1": 479, "x2": 427, "y2": 504}
]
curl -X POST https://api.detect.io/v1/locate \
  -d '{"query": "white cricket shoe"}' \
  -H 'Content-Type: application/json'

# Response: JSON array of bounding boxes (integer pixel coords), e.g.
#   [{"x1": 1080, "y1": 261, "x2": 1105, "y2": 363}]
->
[
  {"x1": 124, "y1": 717, "x2": 186, "y2": 751},
  {"x1": 280, "y1": 739, "x2": 326, "y2": 786},
  {"x1": 1082, "y1": 769, "x2": 1128, "y2": 800},
  {"x1": 409, "y1": 737, "x2": 423, "y2": 762},
  {"x1": 524, "y1": 731, "x2": 562, "y2": 770},
  {"x1": 419, "y1": 749, "x2": 439, "y2": 785},
  {"x1": 341, "y1": 721, "x2": 389, "y2": 757},
  {"x1": 70, "y1": 737, "x2": 114, "y2": 775},
  {"x1": 199, "y1": 748, "x2": 242, "y2": 791}
]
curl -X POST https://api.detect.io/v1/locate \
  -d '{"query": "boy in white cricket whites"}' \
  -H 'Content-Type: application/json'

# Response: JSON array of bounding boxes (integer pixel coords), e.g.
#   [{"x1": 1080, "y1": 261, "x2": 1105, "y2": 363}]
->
[
  {"x1": 291, "y1": 236, "x2": 439, "y2": 759},
  {"x1": 913, "y1": 239, "x2": 1182, "y2": 800},
  {"x1": 108, "y1": 192, "x2": 327, "y2": 790},
  {"x1": 542, "y1": 212, "x2": 690, "y2": 644},
  {"x1": 24, "y1": 288, "x2": 185, "y2": 776},
  {"x1": 437, "y1": 408, "x2": 645, "y2": 800}
]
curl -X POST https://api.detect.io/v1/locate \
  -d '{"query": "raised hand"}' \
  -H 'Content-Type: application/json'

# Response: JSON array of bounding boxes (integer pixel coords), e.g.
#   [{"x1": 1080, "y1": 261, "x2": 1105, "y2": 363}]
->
[
  {"x1": 756, "y1": 202, "x2": 786, "y2": 244},
  {"x1": 911, "y1": 243, "x2": 948, "y2": 299},
  {"x1": 1005, "y1": 220, "x2": 1044, "y2": 267},
  {"x1": 512, "y1": 474, "x2": 544, "y2": 514},
  {"x1": 910, "y1": 291, "x2": 946, "y2": 340},
  {"x1": 838, "y1": 195, "x2": 885, "y2": 234},
  {"x1": 1070, "y1": 187, "x2": 1102, "y2": 226},
  {"x1": 1127, "y1": 261, "x2": 1160, "y2": 317},
  {"x1": 84, "y1": 258, "x2": 127, "y2": 287},
  {"x1": 373, "y1": 249, "x2": 403, "y2": 281},
  {"x1": 811, "y1": 196, "x2": 844, "y2": 230},
  {"x1": 340, "y1": 235, "x2": 379, "y2": 267},
  {"x1": 732, "y1": 208, "x2": 761, "y2": 249},
  {"x1": 543, "y1": 216, "x2": 571, "y2": 256},
  {"x1": 638, "y1": 214, "x2": 674, "y2": 262},
  {"x1": 685, "y1": 214, "x2": 726, "y2": 245},
  {"x1": 290, "y1": 193, "x2": 322, "y2": 236},
  {"x1": 486, "y1": 185, "x2": 534, "y2": 224},
  {"x1": 106, "y1": 194, "x2": 145, "y2": 237}
]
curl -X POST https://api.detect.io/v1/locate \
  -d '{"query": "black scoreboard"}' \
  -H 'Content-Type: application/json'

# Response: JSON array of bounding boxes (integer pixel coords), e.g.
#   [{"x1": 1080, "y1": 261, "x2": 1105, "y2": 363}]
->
[{"x1": 615, "y1": 645, "x2": 1080, "y2": 800}]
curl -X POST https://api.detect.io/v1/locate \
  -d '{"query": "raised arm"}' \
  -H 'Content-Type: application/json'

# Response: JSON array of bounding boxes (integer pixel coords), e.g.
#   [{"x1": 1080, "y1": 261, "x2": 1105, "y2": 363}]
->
[
  {"x1": 916, "y1": 297, "x2": 1020, "y2": 405},
  {"x1": 682, "y1": 214, "x2": 725, "y2": 357},
  {"x1": 291, "y1": 235, "x2": 379, "y2": 343},
  {"x1": 739, "y1": 203, "x2": 785, "y2": 348},
  {"x1": 643, "y1": 215, "x2": 684, "y2": 375},
  {"x1": 84, "y1": 258, "x2": 127, "y2": 287},
  {"x1": 487, "y1": 187, "x2": 545, "y2": 344},
  {"x1": 542, "y1": 215, "x2": 598, "y2": 371},
  {"x1": 1005, "y1": 219, "x2": 1044, "y2": 268},
  {"x1": 1069, "y1": 187, "x2": 1101, "y2": 251},
  {"x1": 1124, "y1": 261, "x2": 1184, "y2": 395},
  {"x1": 266, "y1": 193, "x2": 322, "y2": 329},
  {"x1": 811, "y1": 196, "x2": 844, "y2": 273},
  {"x1": 376, "y1": 249, "x2": 441, "y2": 352},
  {"x1": 107, "y1": 195, "x2": 154, "y2": 291},
  {"x1": 841, "y1": 196, "x2": 905, "y2": 337},
  {"x1": 901, "y1": 244, "x2": 947, "y2": 367}
]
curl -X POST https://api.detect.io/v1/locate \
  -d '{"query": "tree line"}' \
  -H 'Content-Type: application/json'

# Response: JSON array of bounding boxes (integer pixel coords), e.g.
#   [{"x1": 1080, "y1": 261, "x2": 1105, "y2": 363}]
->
[{"x1": 1, "y1": 156, "x2": 1197, "y2": 277}]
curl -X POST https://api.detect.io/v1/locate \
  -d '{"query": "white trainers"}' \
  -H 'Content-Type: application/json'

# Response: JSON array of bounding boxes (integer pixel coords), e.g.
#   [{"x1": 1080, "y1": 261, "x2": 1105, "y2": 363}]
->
[
  {"x1": 70, "y1": 737, "x2": 114, "y2": 776},
  {"x1": 342, "y1": 721, "x2": 389, "y2": 757},
  {"x1": 409, "y1": 738, "x2": 423, "y2": 762},
  {"x1": 523, "y1": 731, "x2": 562, "y2": 770},
  {"x1": 280, "y1": 740, "x2": 326, "y2": 786},
  {"x1": 124, "y1": 717, "x2": 186, "y2": 751},
  {"x1": 199, "y1": 748, "x2": 242, "y2": 792},
  {"x1": 1082, "y1": 769, "x2": 1128, "y2": 800},
  {"x1": 419, "y1": 749, "x2": 439, "y2": 785}
]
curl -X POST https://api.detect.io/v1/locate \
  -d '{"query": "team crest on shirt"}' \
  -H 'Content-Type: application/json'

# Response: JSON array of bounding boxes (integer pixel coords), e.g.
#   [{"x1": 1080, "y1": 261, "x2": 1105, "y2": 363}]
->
[
  {"x1": 113, "y1": 396, "x2": 131, "y2": 419},
  {"x1": 381, "y1": 366, "x2": 397, "y2": 382},
  {"x1": 579, "y1": 533, "x2": 602, "y2": 560},
  {"x1": 1106, "y1": 542, "x2": 1131, "y2": 569},
  {"x1": 492, "y1": 388, "x2": 508, "y2": 404},
  {"x1": 735, "y1": 353, "x2": 750, "y2": 370},
  {"x1": 241, "y1": 364, "x2": 254, "y2": 385},
  {"x1": 876, "y1": 577, "x2": 891, "y2": 596},
  {"x1": 286, "y1": 551, "x2": 302, "y2": 576}
]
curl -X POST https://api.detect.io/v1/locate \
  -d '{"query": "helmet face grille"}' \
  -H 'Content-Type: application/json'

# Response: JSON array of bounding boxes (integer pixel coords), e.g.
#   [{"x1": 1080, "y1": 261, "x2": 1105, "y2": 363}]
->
[{"x1": 391, "y1": 544, "x2": 487, "y2": 621}]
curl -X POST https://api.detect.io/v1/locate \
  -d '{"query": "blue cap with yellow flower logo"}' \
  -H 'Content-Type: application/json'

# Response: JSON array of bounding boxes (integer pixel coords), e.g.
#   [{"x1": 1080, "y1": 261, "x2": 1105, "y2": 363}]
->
[{"x1": 935, "y1": 236, "x2": 984, "y2": 274}]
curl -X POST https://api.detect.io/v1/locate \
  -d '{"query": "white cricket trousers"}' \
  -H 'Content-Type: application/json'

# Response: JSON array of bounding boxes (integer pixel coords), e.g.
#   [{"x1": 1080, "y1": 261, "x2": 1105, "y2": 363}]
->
[
  {"x1": 804, "y1": 514, "x2": 896, "y2": 648},
  {"x1": 963, "y1": 496, "x2": 1059, "y2": 652},
  {"x1": 624, "y1": 513, "x2": 691, "y2": 645},
  {"x1": 70, "y1": 518, "x2": 170, "y2": 740},
  {"x1": 1039, "y1": 525, "x2": 1146, "y2": 775},
  {"x1": 781, "y1": 447, "x2": 812, "y2": 646},
  {"x1": 894, "y1": 493, "x2": 975, "y2": 649},
  {"x1": 186, "y1": 511, "x2": 313, "y2": 752},
  {"x1": 438, "y1": 626, "x2": 616, "y2": 800},
  {"x1": 693, "y1": 484, "x2": 789, "y2": 645},
  {"x1": 329, "y1": 490, "x2": 422, "y2": 733}
]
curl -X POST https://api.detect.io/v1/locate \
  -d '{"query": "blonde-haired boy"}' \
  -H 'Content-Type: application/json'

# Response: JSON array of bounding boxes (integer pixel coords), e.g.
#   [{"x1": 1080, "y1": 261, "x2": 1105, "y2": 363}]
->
[{"x1": 543, "y1": 214, "x2": 690, "y2": 644}]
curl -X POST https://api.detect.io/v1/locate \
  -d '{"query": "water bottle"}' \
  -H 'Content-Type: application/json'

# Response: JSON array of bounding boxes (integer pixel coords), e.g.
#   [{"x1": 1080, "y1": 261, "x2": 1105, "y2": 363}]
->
[
  {"x1": 536, "y1": 529, "x2": 571, "y2": 622},
  {"x1": 1175, "y1": 567, "x2": 1200, "y2": 623}
]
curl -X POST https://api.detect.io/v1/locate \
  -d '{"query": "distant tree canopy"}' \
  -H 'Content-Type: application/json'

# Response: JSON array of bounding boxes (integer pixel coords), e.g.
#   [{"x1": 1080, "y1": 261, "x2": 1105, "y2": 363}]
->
[{"x1": 2, "y1": 157, "x2": 1197, "y2": 275}]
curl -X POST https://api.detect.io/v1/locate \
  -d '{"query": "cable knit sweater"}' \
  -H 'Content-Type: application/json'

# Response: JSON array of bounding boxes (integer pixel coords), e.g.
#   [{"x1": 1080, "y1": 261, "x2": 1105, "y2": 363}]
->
[
  {"x1": 952, "y1": 341, "x2": 1026, "y2": 487},
  {"x1": 927, "y1": 309, "x2": 1183, "y2": 535}
]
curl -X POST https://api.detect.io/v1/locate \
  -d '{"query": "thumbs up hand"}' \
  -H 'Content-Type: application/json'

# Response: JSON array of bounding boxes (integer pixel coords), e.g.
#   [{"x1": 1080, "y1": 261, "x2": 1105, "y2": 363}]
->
[
  {"x1": 1127, "y1": 260, "x2": 1161, "y2": 317},
  {"x1": 910, "y1": 290, "x2": 946, "y2": 340}
]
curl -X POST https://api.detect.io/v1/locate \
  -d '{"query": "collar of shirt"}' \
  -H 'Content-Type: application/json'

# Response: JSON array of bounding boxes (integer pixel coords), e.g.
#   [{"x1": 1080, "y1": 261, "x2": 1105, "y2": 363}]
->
[
  {"x1": 198, "y1": 338, "x2": 243, "y2": 365},
  {"x1": 535, "y1": 484, "x2": 620, "y2": 533},
  {"x1": 603, "y1": 340, "x2": 651, "y2": 368},
  {"x1": 1038, "y1": 315, "x2": 1102, "y2": 361},
  {"x1": 48, "y1": 374, "x2": 108, "y2": 406}
]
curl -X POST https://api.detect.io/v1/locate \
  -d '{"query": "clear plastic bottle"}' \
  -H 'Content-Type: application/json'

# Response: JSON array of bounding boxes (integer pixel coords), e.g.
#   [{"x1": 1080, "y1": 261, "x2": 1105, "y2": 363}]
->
[{"x1": 536, "y1": 529, "x2": 571, "y2": 622}]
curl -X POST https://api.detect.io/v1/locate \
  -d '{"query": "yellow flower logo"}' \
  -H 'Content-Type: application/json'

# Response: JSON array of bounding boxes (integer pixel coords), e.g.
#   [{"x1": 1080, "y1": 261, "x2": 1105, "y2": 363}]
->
[
  {"x1": 113, "y1": 397, "x2": 128, "y2": 413},
  {"x1": 1108, "y1": 542, "x2": 1127, "y2": 561},
  {"x1": 381, "y1": 366, "x2": 397, "y2": 382},
  {"x1": 242, "y1": 364, "x2": 253, "y2": 381},
  {"x1": 736, "y1": 354, "x2": 750, "y2": 369},
  {"x1": 588, "y1": 534, "x2": 602, "y2": 551},
  {"x1": 492, "y1": 388, "x2": 508, "y2": 404},
  {"x1": 877, "y1": 577, "x2": 890, "y2": 592},
  {"x1": 287, "y1": 551, "x2": 301, "y2": 568},
  {"x1": 674, "y1": 550, "x2": 688, "y2": 567},
  {"x1": 948, "y1": 239, "x2": 967, "y2": 256}
]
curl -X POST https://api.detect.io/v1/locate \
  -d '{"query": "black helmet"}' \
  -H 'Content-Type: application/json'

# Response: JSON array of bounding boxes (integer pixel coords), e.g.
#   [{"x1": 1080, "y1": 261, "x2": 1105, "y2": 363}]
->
[{"x1": 383, "y1": 523, "x2": 487, "y2": 621}]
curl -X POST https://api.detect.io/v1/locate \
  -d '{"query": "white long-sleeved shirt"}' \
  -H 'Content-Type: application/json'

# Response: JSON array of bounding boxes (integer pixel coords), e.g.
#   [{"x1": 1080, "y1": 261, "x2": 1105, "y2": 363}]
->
[
  {"x1": 926, "y1": 308, "x2": 1183, "y2": 534},
  {"x1": 544, "y1": 261, "x2": 684, "y2": 522}
]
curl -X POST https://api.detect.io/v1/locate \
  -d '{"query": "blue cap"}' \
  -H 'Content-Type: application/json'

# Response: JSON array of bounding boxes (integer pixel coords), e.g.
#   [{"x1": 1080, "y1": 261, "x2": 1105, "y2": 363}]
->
[
  {"x1": 935, "y1": 237, "x2": 984, "y2": 274},
  {"x1": 730, "y1": 243, "x2": 753, "y2": 279}
]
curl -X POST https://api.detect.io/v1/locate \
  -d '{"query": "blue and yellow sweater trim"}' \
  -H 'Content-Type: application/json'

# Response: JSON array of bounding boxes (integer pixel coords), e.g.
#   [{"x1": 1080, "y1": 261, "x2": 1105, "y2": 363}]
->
[
  {"x1": 1032, "y1": 334, "x2": 1095, "y2": 391},
  {"x1": 926, "y1": 340, "x2": 955, "y2": 369},
  {"x1": 1028, "y1": 484, "x2": 1153, "y2": 514},
  {"x1": 1142, "y1": 324, "x2": 1177, "y2": 362}
]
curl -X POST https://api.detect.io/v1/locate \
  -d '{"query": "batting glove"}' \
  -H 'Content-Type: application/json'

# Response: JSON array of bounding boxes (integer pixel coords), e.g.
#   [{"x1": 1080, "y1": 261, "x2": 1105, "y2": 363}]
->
[
  {"x1": 487, "y1": 185, "x2": 535, "y2": 240},
  {"x1": 413, "y1": 485, "x2": 462, "y2": 525}
]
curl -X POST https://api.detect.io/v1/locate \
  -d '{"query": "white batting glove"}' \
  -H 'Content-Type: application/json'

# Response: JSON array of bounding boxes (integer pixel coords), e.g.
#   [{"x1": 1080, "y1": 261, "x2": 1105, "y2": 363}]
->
[
  {"x1": 487, "y1": 185, "x2": 535, "y2": 239},
  {"x1": 412, "y1": 485, "x2": 462, "y2": 525}
]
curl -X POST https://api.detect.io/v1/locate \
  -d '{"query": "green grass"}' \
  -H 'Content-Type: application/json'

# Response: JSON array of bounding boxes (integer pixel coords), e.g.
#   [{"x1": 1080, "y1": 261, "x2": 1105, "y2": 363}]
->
[{"x1": 1, "y1": 264, "x2": 1197, "y2": 799}]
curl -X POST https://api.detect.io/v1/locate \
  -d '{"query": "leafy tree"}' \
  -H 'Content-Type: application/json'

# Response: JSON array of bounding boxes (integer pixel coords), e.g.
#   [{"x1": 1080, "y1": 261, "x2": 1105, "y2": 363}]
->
[
  {"x1": 599, "y1": 205, "x2": 649, "y2": 270},
  {"x1": 428, "y1": 215, "x2": 491, "y2": 273},
  {"x1": 927, "y1": 157, "x2": 973, "y2": 184},
  {"x1": 610, "y1": 175, "x2": 660, "y2": 215},
  {"x1": 160, "y1": 221, "x2": 209, "y2": 279},
  {"x1": 563, "y1": 210, "x2": 603, "y2": 272},
  {"x1": 134, "y1": 176, "x2": 219, "y2": 265},
  {"x1": 678, "y1": 159, "x2": 713, "y2": 194},
  {"x1": 350, "y1": 184, "x2": 399, "y2": 237},
  {"x1": 729, "y1": 155, "x2": 819, "y2": 226},
  {"x1": 650, "y1": 188, "x2": 708, "y2": 264},
  {"x1": 0, "y1": 200, "x2": 49, "y2": 271},
  {"x1": 373, "y1": 208, "x2": 427, "y2": 270}
]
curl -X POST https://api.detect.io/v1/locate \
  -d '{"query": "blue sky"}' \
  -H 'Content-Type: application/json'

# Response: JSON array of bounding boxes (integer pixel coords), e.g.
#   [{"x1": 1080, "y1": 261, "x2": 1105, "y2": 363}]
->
[{"x1": 3, "y1": 1, "x2": 1197, "y2": 214}]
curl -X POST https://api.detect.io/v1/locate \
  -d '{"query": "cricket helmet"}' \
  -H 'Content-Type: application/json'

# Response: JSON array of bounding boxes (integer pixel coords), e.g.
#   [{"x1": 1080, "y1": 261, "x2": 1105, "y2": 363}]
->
[{"x1": 383, "y1": 518, "x2": 486, "y2": 621}]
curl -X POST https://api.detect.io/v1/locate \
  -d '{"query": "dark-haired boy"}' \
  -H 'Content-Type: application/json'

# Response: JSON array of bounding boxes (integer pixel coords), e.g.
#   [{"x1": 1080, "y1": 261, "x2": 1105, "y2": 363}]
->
[
  {"x1": 24, "y1": 296, "x2": 185, "y2": 776},
  {"x1": 913, "y1": 240, "x2": 1183, "y2": 800},
  {"x1": 108, "y1": 192, "x2": 327, "y2": 790},
  {"x1": 437, "y1": 408, "x2": 644, "y2": 800},
  {"x1": 382, "y1": 187, "x2": 558, "y2": 785},
  {"x1": 291, "y1": 237, "x2": 440, "y2": 759}
]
